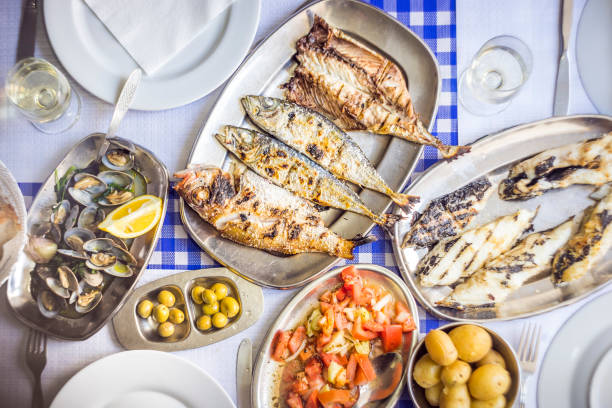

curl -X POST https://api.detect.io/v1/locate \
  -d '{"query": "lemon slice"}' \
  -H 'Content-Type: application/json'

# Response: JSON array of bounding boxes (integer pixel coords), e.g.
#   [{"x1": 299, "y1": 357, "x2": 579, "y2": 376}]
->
[{"x1": 98, "y1": 195, "x2": 163, "y2": 239}]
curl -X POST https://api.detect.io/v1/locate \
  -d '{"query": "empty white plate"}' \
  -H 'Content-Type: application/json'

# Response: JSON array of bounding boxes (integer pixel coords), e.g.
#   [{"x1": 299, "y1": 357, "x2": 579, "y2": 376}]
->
[{"x1": 590, "y1": 348, "x2": 612, "y2": 408}]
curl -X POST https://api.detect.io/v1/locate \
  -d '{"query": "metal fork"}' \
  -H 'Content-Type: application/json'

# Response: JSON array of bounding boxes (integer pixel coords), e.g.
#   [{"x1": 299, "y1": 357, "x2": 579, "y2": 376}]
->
[
  {"x1": 25, "y1": 328, "x2": 47, "y2": 408},
  {"x1": 517, "y1": 323, "x2": 541, "y2": 408}
]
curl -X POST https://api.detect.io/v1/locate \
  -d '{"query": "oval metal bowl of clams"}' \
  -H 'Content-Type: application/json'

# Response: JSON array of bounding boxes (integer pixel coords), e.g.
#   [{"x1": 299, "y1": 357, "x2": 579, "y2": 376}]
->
[{"x1": 6, "y1": 133, "x2": 168, "y2": 340}]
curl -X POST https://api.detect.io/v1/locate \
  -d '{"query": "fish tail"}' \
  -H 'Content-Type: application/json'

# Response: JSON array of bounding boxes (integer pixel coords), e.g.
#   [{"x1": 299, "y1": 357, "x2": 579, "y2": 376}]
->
[
  {"x1": 335, "y1": 234, "x2": 377, "y2": 259},
  {"x1": 439, "y1": 144, "x2": 471, "y2": 160},
  {"x1": 388, "y1": 192, "x2": 420, "y2": 212}
]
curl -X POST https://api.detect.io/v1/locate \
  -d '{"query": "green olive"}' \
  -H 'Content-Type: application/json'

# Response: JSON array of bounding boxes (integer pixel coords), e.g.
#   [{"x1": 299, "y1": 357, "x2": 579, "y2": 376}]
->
[
  {"x1": 212, "y1": 312, "x2": 229, "y2": 329},
  {"x1": 220, "y1": 297, "x2": 240, "y2": 318},
  {"x1": 169, "y1": 308, "x2": 185, "y2": 324},
  {"x1": 152, "y1": 304, "x2": 169, "y2": 323},
  {"x1": 157, "y1": 290, "x2": 175, "y2": 307},
  {"x1": 137, "y1": 299, "x2": 154, "y2": 319},
  {"x1": 202, "y1": 301, "x2": 219, "y2": 315},
  {"x1": 191, "y1": 286, "x2": 205, "y2": 304},
  {"x1": 202, "y1": 289, "x2": 217, "y2": 305},
  {"x1": 197, "y1": 315, "x2": 212, "y2": 331},
  {"x1": 210, "y1": 283, "x2": 228, "y2": 300},
  {"x1": 158, "y1": 322, "x2": 175, "y2": 338}
]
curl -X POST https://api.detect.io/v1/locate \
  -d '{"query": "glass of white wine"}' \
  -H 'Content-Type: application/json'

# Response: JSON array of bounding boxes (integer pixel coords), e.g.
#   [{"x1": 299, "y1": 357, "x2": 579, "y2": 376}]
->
[
  {"x1": 459, "y1": 36, "x2": 532, "y2": 116},
  {"x1": 5, "y1": 57, "x2": 81, "y2": 133}
]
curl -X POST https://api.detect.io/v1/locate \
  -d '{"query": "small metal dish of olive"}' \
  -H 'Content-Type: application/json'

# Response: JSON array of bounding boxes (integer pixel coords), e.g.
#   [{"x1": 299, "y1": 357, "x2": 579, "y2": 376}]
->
[
  {"x1": 136, "y1": 287, "x2": 188, "y2": 340},
  {"x1": 190, "y1": 281, "x2": 241, "y2": 332}
]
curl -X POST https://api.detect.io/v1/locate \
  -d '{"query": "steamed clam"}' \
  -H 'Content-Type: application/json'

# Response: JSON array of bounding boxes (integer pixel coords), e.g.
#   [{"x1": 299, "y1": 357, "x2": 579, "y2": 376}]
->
[
  {"x1": 57, "y1": 265, "x2": 79, "y2": 292},
  {"x1": 37, "y1": 290, "x2": 64, "y2": 318},
  {"x1": 78, "y1": 206, "x2": 105, "y2": 231},
  {"x1": 102, "y1": 149, "x2": 134, "y2": 171},
  {"x1": 97, "y1": 171, "x2": 134, "y2": 206},
  {"x1": 75, "y1": 289, "x2": 102, "y2": 314}
]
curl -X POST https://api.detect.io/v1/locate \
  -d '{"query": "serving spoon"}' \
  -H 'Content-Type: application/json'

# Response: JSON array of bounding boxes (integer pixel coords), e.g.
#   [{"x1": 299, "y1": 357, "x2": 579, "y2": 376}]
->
[{"x1": 355, "y1": 352, "x2": 403, "y2": 407}]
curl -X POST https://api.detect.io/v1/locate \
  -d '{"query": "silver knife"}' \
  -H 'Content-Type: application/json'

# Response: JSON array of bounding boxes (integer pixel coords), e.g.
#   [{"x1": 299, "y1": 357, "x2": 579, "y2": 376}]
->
[
  {"x1": 236, "y1": 338, "x2": 253, "y2": 408},
  {"x1": 553, "y1": 0, "x2": 573, "y2": 116},
  {"x1": 16, "y1": 0, "x2": 39, "y2": 62}
]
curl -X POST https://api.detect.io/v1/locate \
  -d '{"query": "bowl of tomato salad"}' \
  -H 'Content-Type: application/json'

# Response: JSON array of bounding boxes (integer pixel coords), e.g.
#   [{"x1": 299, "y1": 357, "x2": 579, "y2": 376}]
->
[{"x1": 252, "y1": 264, "x2": 420, "y2": 408}]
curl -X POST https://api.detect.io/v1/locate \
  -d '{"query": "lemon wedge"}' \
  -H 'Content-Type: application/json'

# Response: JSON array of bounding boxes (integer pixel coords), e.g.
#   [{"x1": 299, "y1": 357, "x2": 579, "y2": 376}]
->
[{"x1": 98, "y1": 195, "x2": 163, "y2": 239}]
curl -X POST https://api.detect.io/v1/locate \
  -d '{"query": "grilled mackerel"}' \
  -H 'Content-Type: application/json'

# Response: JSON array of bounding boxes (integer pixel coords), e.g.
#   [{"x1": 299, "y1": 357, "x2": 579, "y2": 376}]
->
[
  {"x1": 215, "y1": 126, "x2": 400, "y2": 228},
  {"x1": 499, "y1": 132, "x2": 612, "y2": 200},
  {"x1": 418, "y1": 208, "x2": 536, "y2": 287},
  {"x1": 402, "y1": 177, "x2": 493, "y2": 248},
  {"x1": 552, "y1": 189, "x2": 612, "y2": 284},
  {"x1": 282, "y1": 15, "x2": 469, "y2": 159},
  {"x1": 241, "y1": 96, "x2": 419, "y2": 210},
  {"x1": 438, "y1": 218, "x2": 578, "y2": 309},
  {"x1": 174, "y1": 166, "x2": 373, "y2": 259}
]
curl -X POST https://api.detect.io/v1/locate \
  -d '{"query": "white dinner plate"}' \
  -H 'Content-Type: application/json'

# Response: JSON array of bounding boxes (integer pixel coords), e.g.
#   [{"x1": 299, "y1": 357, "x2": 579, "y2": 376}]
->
[
  {"x1": 538, "y1": 290, "x2": 612, "y2": 408},
  {"x1": 49, "y1": 350, "x2": 235, "y2": 408},
  {"x1": 43, "y1": 0, "x2": 261, "y2": 111},
  {"x1": 590, "y1": 348, "x2": 612, "y2": 408},
  {"x1": 576, "y1": 0, "x2": 612, "y2": 115}
]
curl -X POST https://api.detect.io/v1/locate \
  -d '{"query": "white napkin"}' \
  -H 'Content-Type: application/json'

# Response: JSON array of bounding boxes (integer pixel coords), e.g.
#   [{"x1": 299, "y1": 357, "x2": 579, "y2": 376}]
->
[{"x1": 84, "y1": 0, "x2": 236, "y2": 75}]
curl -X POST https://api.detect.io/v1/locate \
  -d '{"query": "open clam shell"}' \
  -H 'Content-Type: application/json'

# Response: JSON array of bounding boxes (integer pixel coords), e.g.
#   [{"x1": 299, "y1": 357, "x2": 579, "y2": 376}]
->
[
  {"x1": 45, "y1": 276, "x2": 70, "y2": 298},
  {"x1": 64, "y1": 204, "x2": 80, "y2": 229},
  {"x1": 75, "y1": 289, "x2": 102, "y2": 314},
  {"x1": 102, "y1": 149, "x2": 134, "y2": 172},
  {"x1": 97, "y1": 171, "x2": 135, "y2": 206},
  {"x1": 64, "y1": 228, "x2": 96, "y2": 252},
  {"x1": 57, "y1": 265, "x2": 79, "y2": 292},
  {"x1": 78, "y1": 206, "x2": 105, "y2": 232},
  {"x1": 37, "y1": 290, "x2": 65, "y2": 318},
  {"x1": 51, "y1": 200, "x2": 70, "y2": 225},
  {"x1": 76, "y1": 263, "x2": 104, "y2": 287},
  {"x1": 69, "y1": 173, "x2": 107, "y2": 206},
  {"x1": 104, "y1": 261, "x2": 134, "y2": 278}
]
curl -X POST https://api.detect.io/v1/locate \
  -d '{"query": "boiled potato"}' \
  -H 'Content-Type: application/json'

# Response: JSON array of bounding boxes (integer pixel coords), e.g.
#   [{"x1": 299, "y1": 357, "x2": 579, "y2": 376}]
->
[
  {"x1": 425, "y1": 382, "x2": 443, "y2": 406},
  {"x1": 413, "y1": 354, "x2": 442, "y2": 388},
  {"x1": 448, "y1": 325, "x2": 492, "y2": 363},
  {"x1": 471, "y1": 395, "x2": 506, "y2": 408},
  {"x1": 476, "y1": 349, "x2": 506, "y2": 369},
  {"x1": 440, "y1": 384, "x2": 470, "y2": 408},
  {"x1": 425, "y1": 329, "x2": 458, "y2": 366},
  {"x1": 441, "y1": 360, "x2": 472, "y2": 387},
  {"x1": 468, "y1": 364, "x2": 511, "y2": 401}
]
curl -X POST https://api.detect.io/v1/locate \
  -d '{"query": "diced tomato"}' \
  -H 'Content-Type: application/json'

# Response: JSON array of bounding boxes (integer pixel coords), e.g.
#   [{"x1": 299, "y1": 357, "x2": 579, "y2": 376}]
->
[
  {"x1": 352, "y1": 316, "x2": 378, "y2": 341},
  {"x1": 346, "y1": 353, "x2": 358, "y2": 384},
  {"x1": 353, "y1": 366, "x2": 368, "y2": 386},
  {"x1": 335, "y1": 287, "x2": 347, "y2": 301},
  {"x1": 305, "y1": 358, "x2": 323, "y2": 381},
  {"x1": 318, "y1": 389, "x2": 352, "y2": 405},
  {"x1": 316, "y1": 333, "x2": 332, "y2": 351},
  {"x1": 320, "y1": 301, "x2": 332, "y2": 313},
  {"x1": 362, "y1": 320, "x2": 384, "y2": 332},
  {"x1": 287, "y1": 391, "x2": 304, "y2": 408},
  {"x1": 299, "y1": 346, "x2": 314, "y2": 362},
  {"x1": 336, "y1": 354, "x2": 348, "y2": 366},
  {"x1": 355, "y1": 354, "x2": 376, "y2": 382},
  {"x1": 322, "y1": 308, "x2": 334, "y2": 336},
  {"x1": 334, "y1": 310, "x2": 349, "y2": 330},
  {"x1": 394, "y1": 301, "x2": 417, "y2": 332},
  {"x1": 271, "y1": 330, "x2": 291, "y2": 361},
  {"x1": 341, "y1": 266, "x2": 368, "y2": 305},
  {"x1": 292, "y1": 376, "x2": 310, "y2": 396},
  {"x1": 341, "y1": 266, "x2": 362, "y2": 286},
  {"x1": 305, "y1": 389, "x2": 319, "y2": 408},
  {"x1": 289, "y1": 326, "x2": 307, "y2": 354},
  {"x1": 319, "y1": 352, "x2": 334, "y2": 367},
  {"x1": 374, "y1": 310, "x2": 391, "y2": 326},
  {"x1": 381, "y1": 324, "x2": 403, "y2": 352},
  {"x1": 320, "y1": 291, "x2": 333, "y2": 303}
]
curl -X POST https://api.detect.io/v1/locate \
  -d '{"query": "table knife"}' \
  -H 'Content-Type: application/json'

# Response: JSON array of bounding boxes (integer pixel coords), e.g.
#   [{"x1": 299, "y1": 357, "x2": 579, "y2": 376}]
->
[
  {"x1": 236, "y1": 338, "x2": 252, "y2": 408},
  {"x1": 553, "y1": 0, "x2": 573, "y2": 116},
  {"x1": 16, "y1": 0, "x2": 39, "y2": 62}
]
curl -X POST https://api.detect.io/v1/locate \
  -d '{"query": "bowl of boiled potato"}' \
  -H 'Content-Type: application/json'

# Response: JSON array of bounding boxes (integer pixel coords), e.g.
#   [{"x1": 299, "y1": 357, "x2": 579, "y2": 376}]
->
[{"x1": 408, "y1": 323, "x2": 520, "y2": 408}]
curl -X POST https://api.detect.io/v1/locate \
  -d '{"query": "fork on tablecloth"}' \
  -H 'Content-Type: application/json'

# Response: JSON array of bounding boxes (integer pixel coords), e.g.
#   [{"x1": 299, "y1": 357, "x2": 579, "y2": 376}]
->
[
  {"x1": 25, "y1": 328, "x2": 47, "y2": 408},
  {"x1": 517, "y1": 323, "x2": 541, "y2": 408}
]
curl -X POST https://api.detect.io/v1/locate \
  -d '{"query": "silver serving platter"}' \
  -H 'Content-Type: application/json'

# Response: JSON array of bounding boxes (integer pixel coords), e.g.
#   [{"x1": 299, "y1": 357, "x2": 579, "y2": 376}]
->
[
  {"x1": 392, "y1": 115, "x2": 612, "y2": 321},
  {"x1": 112, "y1": 267, "x2": 263, "y2": 351},
  {"x1": 6, "y1": 133, "x2": 169, "y2": 340},
  {"x1": 180, "y1": 0, "x2": 440, "y2": 289},
  {"x1": 252, "y1": 263, "x2": 420, "y2": 408}
]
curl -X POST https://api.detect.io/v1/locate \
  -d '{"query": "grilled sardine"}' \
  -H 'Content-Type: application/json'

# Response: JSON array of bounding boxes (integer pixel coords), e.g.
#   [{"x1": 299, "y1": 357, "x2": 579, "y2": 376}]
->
[
  {"x1": 241, "y1": 96, "x2": 419, "y2": 210},
  {"x1": 402, "y1": 177, "x2": 493, "y2": 248},
  {"x1": 418, "y1": 208, "x2": 536, "y2": 287},
  {"x1": 174, "y1": 166, "x2": 373, "y2": 259},
  {"x1": 282, "y1": 15, "x2": 470, "y2": 159},
  {"x1": 500, "y1": 132, "x2": 612, "y2": 200},
  {"x1": 439, "y1": 218, "x2": 577, "y2": 309},
  {"x1": 215, "y1": 126, "x2": 400, "y2": 228}
]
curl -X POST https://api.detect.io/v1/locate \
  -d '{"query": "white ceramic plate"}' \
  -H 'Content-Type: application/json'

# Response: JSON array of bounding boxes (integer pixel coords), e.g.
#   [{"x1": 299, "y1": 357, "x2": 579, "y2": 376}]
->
[
  {"x1": 0, "y1": 160, "x2": 26, "y2": 286},
  {"x1": 43, "y1": 0, "x2": 260, "y2": 111},
  {"x1": 576, "y1": 0, "x2": 612, "y2": 115},
  {"x1": 590, "y1": 348, "x2": 612, "y2": 408},
  {"x1": 538, "y1": 290, "x2": 612, "y2": 408},
  {"x1": 50, "y1": 350, "x2": 235, "y2": 408}
]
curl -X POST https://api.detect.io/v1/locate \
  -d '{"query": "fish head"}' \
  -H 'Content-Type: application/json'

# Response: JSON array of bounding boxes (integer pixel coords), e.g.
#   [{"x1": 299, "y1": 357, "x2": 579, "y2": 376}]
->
[
  {"x1": 241, "y1": 95, "x2": 282, "y2": 121},
  {"x1": 216, "y1": 126, "x2": 260, "y2": 162},
  {"x1": 174, "y1": 166, "x2": 234, "y2": 205}
]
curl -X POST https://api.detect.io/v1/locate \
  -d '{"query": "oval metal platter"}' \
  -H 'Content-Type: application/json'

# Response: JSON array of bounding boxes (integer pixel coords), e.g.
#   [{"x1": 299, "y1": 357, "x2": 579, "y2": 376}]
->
[
  {"x1": 392, "y1": 115, "x2": 612, "y2": 321},
  {"x1": 112, "y1": 267, "x2": 263, "y2": 351},
  {"x1": 252, "y1": 263, "x2": 420, "y2": 408},
  {"x1": 180, "y1": 0, "x2": 440, "y2": 289},
  {"x1": 6, "y1": 133, "x2": 169, "y2": 340}
]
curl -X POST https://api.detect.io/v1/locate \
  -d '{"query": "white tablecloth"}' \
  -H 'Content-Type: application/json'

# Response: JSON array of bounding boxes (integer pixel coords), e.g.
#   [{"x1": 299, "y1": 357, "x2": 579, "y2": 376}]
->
[{"x1": 0, "y1": 1, "x2": 608, "y2": 407}]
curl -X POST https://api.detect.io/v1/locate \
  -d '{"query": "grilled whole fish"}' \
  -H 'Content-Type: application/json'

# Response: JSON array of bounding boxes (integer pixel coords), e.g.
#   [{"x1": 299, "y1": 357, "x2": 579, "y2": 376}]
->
[
  {"x1": 401, "y1": 177, "x2": 493, "y2": 248},
  {"x1": 552, "y1": 189, "x2": 612, "y2": 284},
  {"x1": 215, "y1": 126, "x2": 400, "y2": 228},
  {"x1": 241, "y1": 96, "x2": 419, "y2": 210},
  {"x1": 418, "y1": 208, "x2": 536, "y2": 287},
  {"x1": 281, "y1": 15, "x2": 470, "y2": 159},
  {"x1": 438, "y1": 218, "x2": 577, "y2": 309},
  {"x1": 174, "y1": 166, "x2": 373, "y2": 259},
  {"x1": 499, "y1": 132, "x2": 612, "y2": 200}
]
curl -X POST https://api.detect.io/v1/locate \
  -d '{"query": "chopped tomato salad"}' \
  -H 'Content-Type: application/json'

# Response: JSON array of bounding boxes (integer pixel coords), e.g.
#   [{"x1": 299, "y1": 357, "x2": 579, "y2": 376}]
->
[{"x1": 271, "y1": 266, "x2": 417, "y2": 408}]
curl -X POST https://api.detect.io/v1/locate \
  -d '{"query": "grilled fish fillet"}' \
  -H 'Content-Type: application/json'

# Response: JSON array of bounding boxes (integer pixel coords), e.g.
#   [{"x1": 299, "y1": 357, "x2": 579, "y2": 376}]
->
[
  {"x1": 552, "y1": 189, "x2": 612, "y2": 284},
  {"x1": 174, "y1": 166, "x2": 373, "y2": 259},
  {"x1": 282, "y1": 15, "x2": 470, "y2": 159},
  {"x1": 499, "y1": 132, "x2": 612, "y2": 200},
  {"x1": 241, "y1": 95, "x2": 419, "y2": 210},
  {"x1": 438, "y1": 218, "x2": 577, "y2": 309},
  {"x1": 402, "y1": 177, "x2": 493, "y2": 248},
  {"x1": 215, "y1": 126, "x2": 400, "y2": 228},
  {"x1": 418, "y1": 208, "x2": 536, "y2": 287}
]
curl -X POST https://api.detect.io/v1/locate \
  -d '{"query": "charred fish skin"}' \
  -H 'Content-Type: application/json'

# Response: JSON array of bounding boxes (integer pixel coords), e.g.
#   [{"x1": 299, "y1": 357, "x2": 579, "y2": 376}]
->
[
  {"x1": 282, "y1": 15, "x2": 470, "y2": 159},
  {"x1": 215, "y1": 126, "x2": 400, "y2": 228},
  {"x1": 552, "y1": 190, "x2": 612, "y2": 285},
  {"x1": 438, "y1": 218, "x2": 577, "y2": 310},
  {"x1": 241, "y1": 95, "x2": 419, "y2": 210},
  {"x1": 417, "y1": 208, "x2": 536, "y2": 287},
  {"x1": 402, "y1": 177, "x2": 493, "y2": 249},
  {"x1": 174, "y1": 166, "x2": 373, "y2": 259},
  {"x1": 499, "y1": 132, "x2": 612, "y2": 200}
]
